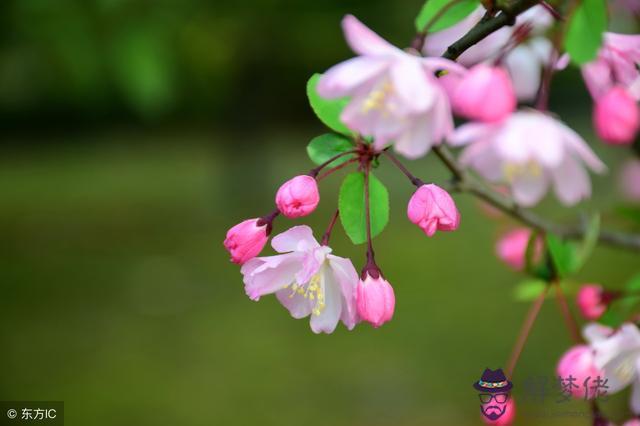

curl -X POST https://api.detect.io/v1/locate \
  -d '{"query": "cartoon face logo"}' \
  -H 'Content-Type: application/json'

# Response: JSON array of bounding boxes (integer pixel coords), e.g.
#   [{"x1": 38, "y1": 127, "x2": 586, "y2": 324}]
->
[{"x1": 473, "y1": 368, "x2": 513, "y2": 421}]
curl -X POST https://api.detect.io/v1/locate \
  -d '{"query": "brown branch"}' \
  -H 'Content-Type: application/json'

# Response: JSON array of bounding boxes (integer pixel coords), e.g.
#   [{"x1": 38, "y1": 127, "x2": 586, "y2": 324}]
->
[
  {"x1": 440, "y1": 0, "x2": 540, "y2": 60},
  {"x1": 433, "y1": 145, "x2": 640, "y2": 251}
]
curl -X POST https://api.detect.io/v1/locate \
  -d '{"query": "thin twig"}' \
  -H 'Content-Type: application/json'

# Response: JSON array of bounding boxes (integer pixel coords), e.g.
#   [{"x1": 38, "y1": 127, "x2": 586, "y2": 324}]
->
[
  {"x1": 412, "y1": 0, "x2": 466, "y2": 52},
  {"x1": 554, "y1": 281, "x2": 582, "y2": 344},
  {"x1": 317, "y1": 158, "x2": 359, "y2": 181},
  {"x1": 321, "y1": 209, "x2": 340, "y2": 246},
  {"x1": 433, "y1": 145, "x2": 640, "y2": 251},
  {"x1": 382, "y1": 150, "x2": 424, "y2": 187},
  {"x1": 506, "y1": 285, "x2": 549, "y2": 378}
]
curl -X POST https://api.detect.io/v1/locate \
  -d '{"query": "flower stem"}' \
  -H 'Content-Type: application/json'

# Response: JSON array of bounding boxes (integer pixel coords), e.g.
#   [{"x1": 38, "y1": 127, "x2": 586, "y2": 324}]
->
[
  {"x1": 554, "y1": 281, "x2": 582, "y2": 344},
  {"x1": 382, "y1": 150, "x2": 424, "y2": 187},
  {"x1": 309, "y1": 150, "x2": 358, "y2": 178},
  {"x1": 506, "y1": 285, "x2": 548, "y2": 378},
  {"x1": 321, "y1": 209, "x2": 340, "y2": 246},
  {"x1": 362, "y1": 162, "x2": 380, "y2": 278},
  {"x1": 256, "y1": 208, "x2": 280, "y2": 234},
  {"x1": 317, "y1": 157, "x2": 359, "y2": 181}
]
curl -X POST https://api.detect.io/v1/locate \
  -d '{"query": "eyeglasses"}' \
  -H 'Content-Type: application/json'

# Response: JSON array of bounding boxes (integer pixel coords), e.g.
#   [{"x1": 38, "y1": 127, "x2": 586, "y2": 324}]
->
[{"x1": 479, "y1": 393, "x2": 509, "y2": 404}]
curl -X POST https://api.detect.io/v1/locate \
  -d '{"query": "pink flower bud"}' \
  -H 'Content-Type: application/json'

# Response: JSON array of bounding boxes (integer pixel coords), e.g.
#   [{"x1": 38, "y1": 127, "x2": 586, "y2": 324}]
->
[
  {"x1": 623, "y1": 419, "x2": 640, "y2": 426},
  {"x1": 481, "y1": 397, "x2": 515, "y2": 426},
  {"x1": 275, "y1": 175, "x2": 320, "y2": 218},
  {"x1": 576, "y1": 284, "x2": 607, "y2": 320},
  {"x1": 453, "y1": 64, "x2": 516, "y2": 123},
  {"x1": 407, "y1": 184, "x2": 460, "y2": 237},
  {"x1": 223, "y1": 219, "x2": 268, "y2": 264},
  {"x1": 594, "y1": 86, "x2": 640, "y2": 145},
  {"x1": 620, "y1": 159, "x2": 640, "y2": 202},
  {"x1": 556, "y1": 345, "x2": 603, "y2": 399},
  {"x1": 495, "y1": 228, "x2": 542, "y2": 271},
  {"x1": 356, "y1": 272, "x2": 395, "y2": 328}
]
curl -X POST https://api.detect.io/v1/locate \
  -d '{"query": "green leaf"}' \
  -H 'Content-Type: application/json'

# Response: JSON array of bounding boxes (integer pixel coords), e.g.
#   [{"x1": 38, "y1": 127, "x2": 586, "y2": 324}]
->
[
  {"x1": 599, "y1": 295, "x2": 640, "y2": 328},
  {"x1": 546, "y1": 234, "x2": 577, "y2": 279},
  {"x1": 626, "y1": 273, "x2": 640, "y2": 293},
  {"x1": 306, "y1": 134, "x2": 355, "y2": 167},
  {"x1": 513, "y1": 280, "x2": 548, "y2": 302},
  {"x1": 565, "y1": 0, "x2": 607, "y2": 65},
  {"x1": 573, "y1": 214, "x2": 600, "y2": 272},
  {"x1": 415, "y1": 0, "x2": 479, "y2": 33},
  {"x1": 306, "y1": 74, "x2": 351, "y2": 135},
  {"x1": 338, "y1": 172, "x2": 389, "y2": 245}
]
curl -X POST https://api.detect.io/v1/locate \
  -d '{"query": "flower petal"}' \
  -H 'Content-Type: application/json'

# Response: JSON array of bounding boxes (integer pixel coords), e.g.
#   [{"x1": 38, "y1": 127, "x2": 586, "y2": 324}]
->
[
  {"x1": 328, "y1": 255, "x2": 360, "y2": 330},
  {"x1": 510, "y1": 170, "x2": 549, "y2": 206},
  {"x1": 390, "y1": 57, "x2": 434, "y2": 112},
  {"x1": 271, "y1": 225, "x2": 320, "y2": 253},
  {"x1": 242, "y1": 253, "x2": 304, "y2": 301},
  {"x1": 317, "y1": 56, "x2": 390, "y2": 98},
  {"x1": 276, "y1": 288, "x2": 313, "y2": 319},
  {"x1": 551, "y1": 155, "x2": 591, "y2": 206},
  {"x1": 310, "y1": 265, "x2": 343, "y2": 334},
  {"x1": 342, "y1": 14, "x2": 399, "y2": 57}
]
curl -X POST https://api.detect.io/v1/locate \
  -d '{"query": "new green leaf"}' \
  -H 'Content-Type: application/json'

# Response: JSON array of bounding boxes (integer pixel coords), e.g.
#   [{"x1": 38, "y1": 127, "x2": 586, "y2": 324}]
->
[
  {"x1": 306, "y1": 74, "x2": 351, "y2": 135},
  {"x1": 546, "y1": 234, "x2": 577, "y2": 279},
  {"x1": 415, "y1": 0, "x2": 479, "y2": 33},
  {"x1": 565, "y1": 0, "x2": 607, "y2": 65},
  {"x1": 339, "y1": 172, "x2": 389, "y2": 245},
  {"x1": 307, "y1": 134, "x2": 355, "y2": 167}
]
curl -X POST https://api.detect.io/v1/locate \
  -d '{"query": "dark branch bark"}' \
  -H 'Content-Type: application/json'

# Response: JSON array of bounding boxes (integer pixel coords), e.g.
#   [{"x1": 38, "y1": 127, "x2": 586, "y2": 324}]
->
[{"x1": 440, "y1": 0, "x2": 540, "y2": 60}]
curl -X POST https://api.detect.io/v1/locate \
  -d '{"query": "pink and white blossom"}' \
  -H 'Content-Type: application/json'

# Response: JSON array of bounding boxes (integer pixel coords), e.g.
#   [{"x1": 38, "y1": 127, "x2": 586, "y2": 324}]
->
[
  {"x1": 556, "y1": 344, "x2": 603, "y2": 399},
  {"x1": 407, "y1": 183, "x2": 460, "y2": 236},
  {"x1": 423, "y1": 6, "x2": 555, "y2": 101},
  {"x1": 241, "y1": 226, "x2": 359, "y2": 334},
  {"x1": 317, "y1": 15, "x2": 465, "y2": 159},
  {"x1": 224, "y1": 218, "x2": 269, "y2": 264},
  {"x1": 584, "y1": 323, "x2": 640, "y2": 413},
  {"x1": 593, "y1": 86, "x2": 640, "y2": 145},
  {"x1": 495, "y1": 228, "x2": 542, "y2": 271},
  {"x1": 451, "y1": 64, "x2": 516, "y2": 122},
  {"x1": 356, "y1": 272, "x2": 395, "y2": 328},
  {"x1": 582, "y1": 33, "x2": 640, "y2": 100},
  {"x1": 450, "y1": 110, "x2": 607, "y2": 206},
  {"x1": 275, "y1": 175, "x2": 320, "y2": 218}
]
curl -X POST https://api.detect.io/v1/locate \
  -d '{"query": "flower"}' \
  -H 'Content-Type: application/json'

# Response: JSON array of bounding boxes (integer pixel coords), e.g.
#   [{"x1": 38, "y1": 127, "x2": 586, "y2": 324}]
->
[
  {"x1": 224, "y1": 218, "x2": 269, "y2": 264},
  {"x1": 585, "y1": 323, "x2": 640, "y2": 413},
  {"x1": 451, "y1": 64, "x2": 516, "y2": 122},
  {"x1": 241, "y1": 225, "x2": 359, "y2": 334},
  {"x1": 495, "y1": 228, "x2": 542, "y2": 271},
  {"x1": 423, "y1": 5, "x2": 555, "y2": 101},
  {"x1": 556, "y1": 344, "x2": 603, "y2": 399},
  {"x1": 582, "y1": 33, "x2": 640, "y2": 100},
  {"x1": 356, "y1": 272, "x2": 395, "y2": 328},
  {"x1": 275, "y1": 175, "x2": 320, "y2": 218},
  {"x1": 620, "y1": 159, "x2": 640, "y2": 202},
  {"x1": 407, "y1": 184, "x2": 460, "y2": 236},
  {"x1": 593, "y1": 86, "x2": 640, "y2": 145},
  {"x1": 623, "y1": 419, "x2": 640, "y2": 426},
  {"x1": 317, "y1": 15, "x2": 466, "y2": 159},
  {"x1": 450, "y1": 110, "x2": 607, "y2": 206},
  {"x1": 576, "y1": 284, "x2": 607, "y2": 320}
]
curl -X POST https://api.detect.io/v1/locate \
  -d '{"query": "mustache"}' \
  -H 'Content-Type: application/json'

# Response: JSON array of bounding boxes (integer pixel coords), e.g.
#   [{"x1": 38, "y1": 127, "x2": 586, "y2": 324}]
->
[{"x1": 481, "y1": 405, "x2": 505, "y2": 414}]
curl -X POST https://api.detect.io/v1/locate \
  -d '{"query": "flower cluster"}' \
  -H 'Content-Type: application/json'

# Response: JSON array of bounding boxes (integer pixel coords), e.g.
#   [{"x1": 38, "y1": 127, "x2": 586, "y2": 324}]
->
[
  {"x1": 557, "y1": 323, "x2": 640, "y2": 416},
  {"x1": 220, "y1": 1, "x2": 640, "y2": 421}
]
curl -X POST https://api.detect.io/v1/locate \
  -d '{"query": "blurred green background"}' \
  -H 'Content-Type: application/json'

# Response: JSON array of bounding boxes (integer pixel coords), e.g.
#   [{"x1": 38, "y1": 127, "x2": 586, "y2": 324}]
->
[{"x1": 1, "y1": 1, "x2": 639, "y2": 425}]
